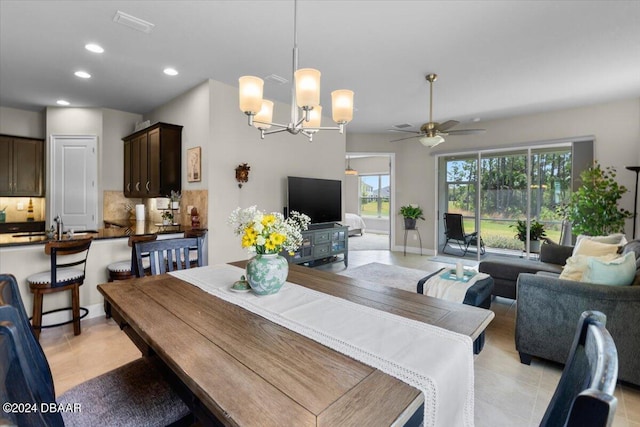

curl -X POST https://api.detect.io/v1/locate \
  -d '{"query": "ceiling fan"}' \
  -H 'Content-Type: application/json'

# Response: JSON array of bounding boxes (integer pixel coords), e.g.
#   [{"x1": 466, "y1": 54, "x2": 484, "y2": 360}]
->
[{"x1": 389, "y1": 74, "x2": 485, "y2": 147}]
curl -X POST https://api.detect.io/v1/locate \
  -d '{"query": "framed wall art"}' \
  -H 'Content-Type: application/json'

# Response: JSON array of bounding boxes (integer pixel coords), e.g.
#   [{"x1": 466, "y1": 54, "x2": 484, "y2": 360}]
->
[{"x1": 187, "y1": 146, "x2": 201, "y2": 182}]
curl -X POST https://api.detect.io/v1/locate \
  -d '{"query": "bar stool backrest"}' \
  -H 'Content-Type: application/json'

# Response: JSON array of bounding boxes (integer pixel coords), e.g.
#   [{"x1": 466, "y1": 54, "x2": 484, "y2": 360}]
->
[{"x1": 43, "y1": 238, "x2": 93, "y2": 288}]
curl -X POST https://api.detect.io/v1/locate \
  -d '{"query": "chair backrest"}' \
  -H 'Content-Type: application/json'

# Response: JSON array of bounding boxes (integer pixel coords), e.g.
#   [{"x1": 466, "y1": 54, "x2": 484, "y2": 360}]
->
[
  {"x1": 540, "y1": 311, "x2": 618, "y2": 427},
  {"x1": 134, "y1": 237, "x2": 202, "y2": 276},
  {"x1": 0, "y1": 274, "x2": 55, "y2": 395},
  {"x1": 443, "y1": 213, "x2": 466, "y2": 240},
  {"x1": 44, "y1": 237, "x2": 93, "y2": 286},
  {"x1": 0, "y1": 305, "x2": 63, "y2": 427},
  {"x1": 0, "y1": 312, "x2": 64, "y2": 427},
  {"x1": 128, "y1": 233, "x2": 157, "y2": 276}
]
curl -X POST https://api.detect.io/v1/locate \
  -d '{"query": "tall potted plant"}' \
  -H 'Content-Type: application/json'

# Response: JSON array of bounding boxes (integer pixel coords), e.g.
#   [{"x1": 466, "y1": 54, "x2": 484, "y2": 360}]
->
[
  {"x1": 559, "y1": 162, "x2": 632, "y2": 236},
  {"x1": 399, "y1": 205, "x2": 425, "y2": 230}
]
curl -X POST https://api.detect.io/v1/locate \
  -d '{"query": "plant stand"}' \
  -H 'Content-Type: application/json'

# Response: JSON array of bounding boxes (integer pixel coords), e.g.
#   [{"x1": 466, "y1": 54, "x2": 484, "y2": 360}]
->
[{"x1": 403, "y1": 227, "x2": 422, "y2": 256}]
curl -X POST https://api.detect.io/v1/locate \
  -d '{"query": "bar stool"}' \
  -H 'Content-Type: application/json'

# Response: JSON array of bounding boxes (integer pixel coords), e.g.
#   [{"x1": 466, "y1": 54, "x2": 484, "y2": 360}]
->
[
  {"x1": 184, "y1": 228, "x2": 207, "y2": 267},
  {"x1": 26, "y1": 237, "x2": 93, "y2": 340},
  {"x1": 106, "y1": 234, "x2": 158, "y2": 282},
  {"x1": 105, "y1": 233, "x2": 157, "y2": 318}
]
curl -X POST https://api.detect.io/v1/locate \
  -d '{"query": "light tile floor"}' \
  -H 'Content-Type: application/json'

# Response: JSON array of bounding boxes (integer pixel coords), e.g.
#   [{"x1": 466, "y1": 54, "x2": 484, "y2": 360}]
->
[{"x1": 41, "y1": 250, "x2": 640, "y2": 426}]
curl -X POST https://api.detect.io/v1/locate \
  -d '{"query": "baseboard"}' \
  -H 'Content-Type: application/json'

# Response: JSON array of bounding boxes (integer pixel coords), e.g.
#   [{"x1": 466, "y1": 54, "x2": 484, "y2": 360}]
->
[{"x1": 391, "y1": 245, "x2": 436, "y2": 256}]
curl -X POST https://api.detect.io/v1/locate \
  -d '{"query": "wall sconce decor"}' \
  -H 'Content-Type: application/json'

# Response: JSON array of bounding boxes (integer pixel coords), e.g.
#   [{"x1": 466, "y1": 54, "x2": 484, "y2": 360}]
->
[{"x1": 235, "y1": 163, "x2": 250, "y2": 188}]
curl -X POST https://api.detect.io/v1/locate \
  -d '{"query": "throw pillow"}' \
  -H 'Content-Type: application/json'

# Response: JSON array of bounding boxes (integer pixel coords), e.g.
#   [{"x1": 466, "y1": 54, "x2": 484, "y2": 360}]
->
[
  {"x1": 576, "y1": 233, "x2": 628, "y2": 246},
  {"x1": 583, "y1": 252, "x2": 636, "y2": 286},
  {"x1": 572, "y1": 238, "x2": 620, "y2": 257},
  {"x1": 559, "y1": 253, "x2": 618, "y2": 281}
]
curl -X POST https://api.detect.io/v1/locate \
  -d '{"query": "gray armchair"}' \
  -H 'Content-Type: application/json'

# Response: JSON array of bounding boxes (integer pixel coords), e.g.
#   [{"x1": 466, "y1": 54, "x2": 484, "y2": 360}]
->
[{"x1": 515, "y1": 240, "x2": 640, "y2": 386}]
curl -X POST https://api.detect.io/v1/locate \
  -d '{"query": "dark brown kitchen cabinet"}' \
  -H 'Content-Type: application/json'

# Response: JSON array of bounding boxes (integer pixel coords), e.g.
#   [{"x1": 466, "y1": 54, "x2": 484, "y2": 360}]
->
[
  {"x1": 123, "y1": 123, "x2": 182, "y2": 198},
  {"x1": 0, "y1": 135, "x2": 44, "y2": 197}
]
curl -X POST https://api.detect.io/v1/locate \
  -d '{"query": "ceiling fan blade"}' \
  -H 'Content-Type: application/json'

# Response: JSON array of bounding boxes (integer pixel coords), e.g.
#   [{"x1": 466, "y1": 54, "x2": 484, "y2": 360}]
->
[
  {"x1": 435, "y1": 120, "x2": 460, "y2": 132},
  {"x1": 445, "y1": 128, "x2": 487, "y2": 135},
  {"x1": 390, "y1": 134, "x2": 422, "y2": 143},
  {"x1": 387, "y1": 129, "x2": 420, "y2": 134}
]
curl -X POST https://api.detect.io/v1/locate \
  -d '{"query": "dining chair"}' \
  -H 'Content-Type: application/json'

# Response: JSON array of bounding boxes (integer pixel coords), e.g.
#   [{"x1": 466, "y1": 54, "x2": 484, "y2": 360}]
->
[
  {"x1": 0, "y1": 273, "x2": 193, "y2": 427},
  {"x1": 442, "y1": 213, "x2": 486, "y2": 256},
  {"x1": 539, "y1": 310, "x2": 618, "y2": 427},
  {"x1": 26, "y1": 237, "x2": 93, "y2": 339},
  {"x1": 134, "y1": 237, "x2": 202, "y2": 277}
]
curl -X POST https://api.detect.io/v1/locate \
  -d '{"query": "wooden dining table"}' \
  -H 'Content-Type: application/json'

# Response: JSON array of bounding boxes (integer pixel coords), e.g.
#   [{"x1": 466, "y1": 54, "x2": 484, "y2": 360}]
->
[{"x1": 98, "y1": 261, "x2": 494, "y2": 426}]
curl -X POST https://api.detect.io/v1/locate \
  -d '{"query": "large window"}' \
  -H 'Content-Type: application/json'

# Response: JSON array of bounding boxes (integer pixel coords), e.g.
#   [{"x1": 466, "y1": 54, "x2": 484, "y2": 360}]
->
[
  {"x1": 359, "y1": 174, "x2": 390, "y2": 218},
  {"x1": 439, "y1": 145, "x2": 574, "y2": 256}
]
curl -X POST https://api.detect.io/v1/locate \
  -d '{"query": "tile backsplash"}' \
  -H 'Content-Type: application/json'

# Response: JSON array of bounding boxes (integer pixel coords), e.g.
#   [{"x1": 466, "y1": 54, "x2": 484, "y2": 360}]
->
[{"x1": 102, "y1": 190, "x2": 208, "y2": 227}]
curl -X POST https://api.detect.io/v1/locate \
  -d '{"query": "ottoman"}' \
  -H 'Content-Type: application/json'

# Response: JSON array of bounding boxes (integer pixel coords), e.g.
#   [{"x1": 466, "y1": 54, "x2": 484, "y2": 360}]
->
[{"x1": 417, "y1": 269, "x2": 494, "y2": 354}]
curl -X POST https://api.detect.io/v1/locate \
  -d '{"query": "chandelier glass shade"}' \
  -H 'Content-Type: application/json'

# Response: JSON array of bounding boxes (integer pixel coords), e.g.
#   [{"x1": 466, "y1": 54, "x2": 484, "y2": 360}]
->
[{"x1": 238, "y1": 0, "x2": 354, "y2": 141}]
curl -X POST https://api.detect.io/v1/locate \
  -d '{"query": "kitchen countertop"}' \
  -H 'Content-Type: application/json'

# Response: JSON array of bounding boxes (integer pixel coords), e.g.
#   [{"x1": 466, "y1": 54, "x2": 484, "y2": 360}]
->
[{"x1": 0, "y1": 220, "x2": 201, "y2": 248}]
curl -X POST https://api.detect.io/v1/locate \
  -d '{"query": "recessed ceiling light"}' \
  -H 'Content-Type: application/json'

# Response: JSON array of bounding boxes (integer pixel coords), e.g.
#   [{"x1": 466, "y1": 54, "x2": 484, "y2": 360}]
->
[
  {"x1": 85, "y1": 43, "x2": 104, "y2": 53},
  {"x1": 56, "y1": 100, "x2": 70, "y2": 106},
  {"x1": 472, "y1": 117, "x2": 481, "y2": 122},
  {"x1": 74, "y1": 71, "x2": 91, "y2": 79},
  {"x1": 163, "y1": 68, "x2": 178, "y2": 76}
]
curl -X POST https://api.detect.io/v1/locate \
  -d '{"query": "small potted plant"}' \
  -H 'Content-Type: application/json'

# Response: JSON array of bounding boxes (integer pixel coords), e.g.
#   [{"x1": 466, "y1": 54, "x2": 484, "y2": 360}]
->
[
  {"x1": 170, "y1": 190, "x2": 181, "y2": 210},
  {"x1": 511, "y1": 219, "x2": 546, "y2": 252},
  {"x1": 399, "y1": 204, "x2": 425, "y2": 230},
  {"x1": 161, "y1": 210, "x2": 174, "y2": 225}
]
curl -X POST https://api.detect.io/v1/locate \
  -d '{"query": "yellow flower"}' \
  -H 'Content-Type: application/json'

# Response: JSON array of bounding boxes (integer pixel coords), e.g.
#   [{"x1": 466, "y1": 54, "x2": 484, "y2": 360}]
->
[
  {"x1": 264, "y1": 240, "x2": 276, "y2": 251},
  {"x1": 270, "y1": 233, "x2": 286, "y2": 245},
  {"x1": 261, "y1": 214, "x2": 276, "y2": 228}
]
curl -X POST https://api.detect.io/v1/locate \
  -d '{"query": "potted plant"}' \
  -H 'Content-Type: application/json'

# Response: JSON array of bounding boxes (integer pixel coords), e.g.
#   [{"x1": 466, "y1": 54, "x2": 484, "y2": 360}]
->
[
  {"x1": 161, "y1": 210, "x2": 173, "y2": 225},
  {"x1": 170, "y1": 190, "x2": 181, "y2": 210},
  {"x1": 511, "y1": 219, "x2": 546, "y2": 252},
  {"x1": 558, "y1": 161, "x2": 632, "y2": 236},
  {"x1": 399, "y1": 205, "x2": 425, "y2": 230}
]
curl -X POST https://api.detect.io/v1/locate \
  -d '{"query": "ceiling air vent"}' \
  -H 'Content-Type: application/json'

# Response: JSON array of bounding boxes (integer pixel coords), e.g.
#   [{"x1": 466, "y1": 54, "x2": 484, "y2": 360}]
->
[
  {"x1": 393, "y1": 123, "x2": 413, "y2": 129},
  {"x1": 264, "y1": 74, "x2": 288, "y2": 85},
  {"x1": 113, "y1": 11, "x2": 155, "y2": 34}
]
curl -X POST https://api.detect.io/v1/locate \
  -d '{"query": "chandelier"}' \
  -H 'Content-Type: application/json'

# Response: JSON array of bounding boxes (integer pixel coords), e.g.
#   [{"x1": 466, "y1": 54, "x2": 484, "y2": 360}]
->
[{"x1": 238, "y1": 0, "x2": 354, "y2": 142}]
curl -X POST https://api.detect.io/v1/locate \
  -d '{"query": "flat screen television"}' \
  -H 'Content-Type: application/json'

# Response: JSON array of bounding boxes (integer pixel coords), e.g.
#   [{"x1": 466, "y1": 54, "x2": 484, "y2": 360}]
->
[{"x1": 287, "y1": 176, "x2": 342, "y2": 225}]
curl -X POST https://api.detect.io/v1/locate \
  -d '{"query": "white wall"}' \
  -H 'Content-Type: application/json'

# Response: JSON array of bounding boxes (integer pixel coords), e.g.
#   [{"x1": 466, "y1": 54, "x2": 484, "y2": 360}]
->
[
  {"x1": 347, "y1": 97, "x2": 640, "y2": 252},
  {"x1": 0, "y1": 106, "x2": 45, "y2": 138},
  {"x1": 145, "y1": 78, "x2": 347, "y2": 264}
]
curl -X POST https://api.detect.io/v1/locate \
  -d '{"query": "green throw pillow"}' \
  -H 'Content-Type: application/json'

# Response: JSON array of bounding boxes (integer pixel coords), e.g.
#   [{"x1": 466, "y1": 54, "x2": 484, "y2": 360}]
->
[{"x1": 583, "y1": 252, "x2": 636, "y2": 286}]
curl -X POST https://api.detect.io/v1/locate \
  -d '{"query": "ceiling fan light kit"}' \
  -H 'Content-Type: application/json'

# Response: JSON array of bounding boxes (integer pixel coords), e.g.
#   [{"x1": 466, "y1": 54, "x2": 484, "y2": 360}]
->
[
  {"x1": 238, "y1": 0, "x2": 354, "y2": 142},
  {"x1": 389, "y1": 73, "x2": 485, "y2": 147}
]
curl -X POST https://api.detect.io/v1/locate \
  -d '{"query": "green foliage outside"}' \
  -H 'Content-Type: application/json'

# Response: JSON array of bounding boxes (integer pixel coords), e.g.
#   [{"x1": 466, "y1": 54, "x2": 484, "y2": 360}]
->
[{"x1": 360, "y1": 200, "x2": 390, "y2": 217}]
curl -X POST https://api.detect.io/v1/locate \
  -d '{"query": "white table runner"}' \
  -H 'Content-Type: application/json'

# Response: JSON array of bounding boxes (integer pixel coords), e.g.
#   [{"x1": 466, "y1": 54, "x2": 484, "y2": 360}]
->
[{"x1": 170, "y1": 265, "x2": 475, "y2": 427}]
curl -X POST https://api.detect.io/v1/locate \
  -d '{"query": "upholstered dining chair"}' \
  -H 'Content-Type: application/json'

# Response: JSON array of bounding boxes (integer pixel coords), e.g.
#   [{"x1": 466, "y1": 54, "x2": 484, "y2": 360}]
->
[
  {"x1": 26, "y1": 237, "x2": 93, "y2": 340},
  {"x1": 540, "y1": 310, "x2": 618, "y2": 427},
  {"x1": 134, "y1": 237, "x2": 202, "y2": 277},
  {"x1": 0, "y1": 273, "x2": 193, "y2": 427}
]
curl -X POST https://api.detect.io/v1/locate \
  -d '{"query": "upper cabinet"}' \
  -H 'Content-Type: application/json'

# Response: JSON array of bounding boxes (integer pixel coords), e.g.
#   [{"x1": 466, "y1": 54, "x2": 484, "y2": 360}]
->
[
  {"x1": 123, "y1": 122, "x2": 182, "y2": 198},
  {"x1": 0, "y1": 135, "x2": 44, "y2": 197}
]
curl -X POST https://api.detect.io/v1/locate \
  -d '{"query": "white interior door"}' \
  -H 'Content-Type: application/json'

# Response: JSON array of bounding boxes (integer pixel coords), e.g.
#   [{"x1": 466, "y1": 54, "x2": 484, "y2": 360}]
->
[{"x1": 51, "y1": 135, "x2": 98, "y2": 231}]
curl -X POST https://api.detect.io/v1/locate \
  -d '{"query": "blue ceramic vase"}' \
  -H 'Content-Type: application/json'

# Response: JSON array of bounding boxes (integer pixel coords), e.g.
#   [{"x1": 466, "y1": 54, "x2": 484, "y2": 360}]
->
[{"x1": 246, "y1": 253, "x2": 289, "y2": 295}]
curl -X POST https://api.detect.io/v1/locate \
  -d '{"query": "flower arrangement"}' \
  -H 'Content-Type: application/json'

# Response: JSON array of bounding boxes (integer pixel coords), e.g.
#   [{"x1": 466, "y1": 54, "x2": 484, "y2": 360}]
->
[
  {"x1": 228, "y1": 206, "x2": 310, "y2": 254},
  {"x1": 170, "y1": 190, "x2": 181, "y2": 203}
]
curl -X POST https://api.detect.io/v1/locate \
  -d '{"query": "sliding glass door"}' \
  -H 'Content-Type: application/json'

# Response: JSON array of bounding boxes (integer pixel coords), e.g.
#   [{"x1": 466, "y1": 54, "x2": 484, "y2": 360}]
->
[{"x1": 438, "y1": 145, "x2": 572, "y2": 258}]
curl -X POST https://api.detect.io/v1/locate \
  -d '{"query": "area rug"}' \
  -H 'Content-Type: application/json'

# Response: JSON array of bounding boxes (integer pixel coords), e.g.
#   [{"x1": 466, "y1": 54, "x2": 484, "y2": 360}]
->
[{"x1": 338, "y1": 262, "x2": 432, "y2": 293}]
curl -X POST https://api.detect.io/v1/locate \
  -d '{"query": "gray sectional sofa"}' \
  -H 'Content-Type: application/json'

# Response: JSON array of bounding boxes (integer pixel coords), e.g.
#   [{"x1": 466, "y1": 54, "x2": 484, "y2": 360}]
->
[{"x1": 515, "y1": 240, "x2": 640, "y2": 386}]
